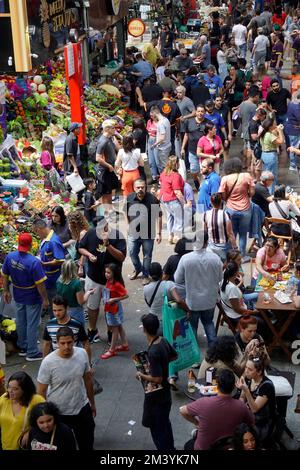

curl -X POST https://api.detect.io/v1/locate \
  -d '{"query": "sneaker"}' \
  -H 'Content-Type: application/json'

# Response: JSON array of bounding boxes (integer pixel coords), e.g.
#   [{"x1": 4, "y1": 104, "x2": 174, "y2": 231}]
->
[
  {"x1": 88, "y1": 329, "x2": 101, "y2": 343},
  {"x1": 101, "y1": 349, "x2": 117, "y2": 359},
  {"x1": 18, "y1": 349, "x2": 27, "y2": 357},
  {"x1": 129, "y1": 270, "x2": 141, "y2": 280},
  {"x1": 289, "y1": 166, "x2": 297, "y2": 172},
  {"x1": 115, "y1": 344, "x2": 129, "y2": 352},
  {"x1": 241, "y1": 256, "x2": 251, "y2": 263},
  {"x1": 26, "y1": 352, "x2": 43, "y2": 362}
]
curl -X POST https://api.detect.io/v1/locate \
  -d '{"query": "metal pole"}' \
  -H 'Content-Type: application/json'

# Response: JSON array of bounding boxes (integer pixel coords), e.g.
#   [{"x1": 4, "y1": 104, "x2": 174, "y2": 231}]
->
[{"x1": 81, "y1": 1, "x2": 90, "y2": 84}]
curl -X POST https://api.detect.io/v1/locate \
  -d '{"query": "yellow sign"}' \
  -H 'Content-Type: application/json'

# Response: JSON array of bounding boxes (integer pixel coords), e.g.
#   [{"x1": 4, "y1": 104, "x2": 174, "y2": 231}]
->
[{"x1": 128, "y1": 19, "x2": 146, "y2": 38}]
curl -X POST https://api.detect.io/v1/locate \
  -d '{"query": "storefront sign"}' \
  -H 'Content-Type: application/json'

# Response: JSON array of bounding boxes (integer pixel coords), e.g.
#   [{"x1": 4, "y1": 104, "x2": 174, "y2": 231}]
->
[
  {"x1": 128, "y1": 18, "x2": 146, "y2": 38},
  {"x1": 64, "y1": 42, "x2": 86, "y2": 145}
]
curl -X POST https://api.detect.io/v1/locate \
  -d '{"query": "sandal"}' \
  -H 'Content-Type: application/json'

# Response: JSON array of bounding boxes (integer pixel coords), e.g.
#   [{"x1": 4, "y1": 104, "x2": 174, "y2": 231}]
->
[
  {"x1": 115, "y1": 344, "x2": 129, "y2": 352},
  {"x1": 101, "y1": 349, "x2": 117, "y2": 360}
]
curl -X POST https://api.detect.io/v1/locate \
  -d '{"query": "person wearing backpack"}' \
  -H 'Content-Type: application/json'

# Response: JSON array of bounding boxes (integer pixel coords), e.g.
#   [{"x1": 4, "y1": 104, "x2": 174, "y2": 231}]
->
[{"x1": 248, "y1": 106, "x2": 267, "y2": 180}]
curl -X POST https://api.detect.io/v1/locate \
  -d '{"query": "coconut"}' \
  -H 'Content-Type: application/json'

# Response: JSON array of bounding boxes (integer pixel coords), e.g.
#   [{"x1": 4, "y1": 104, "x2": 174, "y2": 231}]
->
[
  {"x1": 33, "y1": 75, "x2": 43, "y2": 85},
  {"x1": 38, "y1": 84, "x2": 46, "y2": 93}
]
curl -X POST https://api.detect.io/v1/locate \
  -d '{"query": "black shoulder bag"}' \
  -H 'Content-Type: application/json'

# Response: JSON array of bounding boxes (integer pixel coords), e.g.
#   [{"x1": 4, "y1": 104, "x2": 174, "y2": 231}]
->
[{"x1": 144, "y1": 281, "x2": 162, "y2": 308}]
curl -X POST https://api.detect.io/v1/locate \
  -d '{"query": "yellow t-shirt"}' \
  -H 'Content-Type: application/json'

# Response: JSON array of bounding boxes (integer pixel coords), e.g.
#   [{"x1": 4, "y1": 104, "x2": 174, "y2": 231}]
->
[
  {"x1": 0, "y1": 393, "x2": 45, "y2": 450},
  {"x1": 142, "y1": 43, "x2": 160, "y2": 67}
]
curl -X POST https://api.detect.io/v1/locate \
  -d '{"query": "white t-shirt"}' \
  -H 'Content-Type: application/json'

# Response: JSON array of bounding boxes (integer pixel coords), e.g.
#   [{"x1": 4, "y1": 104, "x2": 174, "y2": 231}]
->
[
  {"x1": 220, "y1": 281, "x2": 246, "y2": 319},
  {"x1": 156, "y1": 116, "x2": 171, "y2": 151},
  {"x1": 156, "y1": 65, "x2": 165, "y2": 82},
  {"x1": 232, "y1": 24, "x2": 247, "y2": 46},
  {"x1": 37, "y1": 347, "x2": 90, "y2": 415},
  {"x1": 217, "y1": 50, "x2": 227, "y2": 65},
  {"x1": 253, "y1": 34, "x2": 269, "y2": 52},
  {"x1": 117, "y1": 148, "x2": 141, "y2": 171}
]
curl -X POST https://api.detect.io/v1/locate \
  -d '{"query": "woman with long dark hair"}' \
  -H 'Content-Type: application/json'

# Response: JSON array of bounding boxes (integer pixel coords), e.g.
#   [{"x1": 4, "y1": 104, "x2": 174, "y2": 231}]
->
[
  {"x1": 232, "y1": 423, "x2": 262, "y2": 450},
  {"x1": 50, "y1": 205, "x2": 73, "y2": 248},
  {"x1": 0, "y1": 371, "x2": 44, "y2": 449},
  {"x1": 115, "y1": 134, "x2": 144, "y2": 196},
  {"x1": 236, "y1": 354, "x2": 276, "y2": 443},
  {"x1": 198, "y1": 335, "x2": 243, "y2": 380},
  {"x1": 22, "y1": 401, "x2": 77, "y2": 450}
]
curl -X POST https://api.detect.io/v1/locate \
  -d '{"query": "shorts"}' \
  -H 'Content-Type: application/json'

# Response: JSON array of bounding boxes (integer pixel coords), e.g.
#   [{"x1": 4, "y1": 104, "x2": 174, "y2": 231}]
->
[
  {"x1": 188, "y1": 152, "x2": 200, "y2": 173},
  {"x1": 105, "y1": 303, "x2": 124, "y2": 326},
  {"x1": 251, "y1": 153, "x2": 263, "y2": 170},
  {"x1": 85, "y1": 276, "x2": 104, "y2": 310},
  {"x1": 96, "y1": 170, "x2": 119, "y2": 197},
  {"x1": 244, "y1": 139, "x2": 251, "y2": 150}
]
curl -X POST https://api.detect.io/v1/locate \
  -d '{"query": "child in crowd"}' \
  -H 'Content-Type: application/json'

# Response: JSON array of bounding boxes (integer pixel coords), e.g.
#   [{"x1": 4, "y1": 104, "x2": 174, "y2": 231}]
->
[
  {"x1": 40, "y1": 136, "x2": 56, "y2": 170},
  {"x1": 101, "y1": 263, "x2": 129, "y2": 360},
  {"x1": 83, "y1": 178, "x2": 101, "y2": 225}
]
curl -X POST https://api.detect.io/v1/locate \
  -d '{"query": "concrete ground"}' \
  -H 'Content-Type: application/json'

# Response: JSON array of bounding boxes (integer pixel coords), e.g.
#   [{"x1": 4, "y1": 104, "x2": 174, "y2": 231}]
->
[{"x1": 3, "y1": 61, "x2": 300, "y2": 450}]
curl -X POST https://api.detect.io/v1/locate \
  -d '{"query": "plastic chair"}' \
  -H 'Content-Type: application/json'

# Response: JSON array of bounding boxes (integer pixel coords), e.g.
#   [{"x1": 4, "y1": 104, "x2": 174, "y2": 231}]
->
[
  {"x1": 265, "y1": 217, "x2": 294, "y2": 265},
  {"x1": 215, "y1": 302, "x2": 236, "y2": 335}
]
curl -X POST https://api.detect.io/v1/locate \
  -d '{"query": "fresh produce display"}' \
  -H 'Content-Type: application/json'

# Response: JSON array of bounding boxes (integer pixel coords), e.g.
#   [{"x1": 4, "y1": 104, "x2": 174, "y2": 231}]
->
[{"x1": 25, "y1": 189, "x2": 51, "y2": 213}]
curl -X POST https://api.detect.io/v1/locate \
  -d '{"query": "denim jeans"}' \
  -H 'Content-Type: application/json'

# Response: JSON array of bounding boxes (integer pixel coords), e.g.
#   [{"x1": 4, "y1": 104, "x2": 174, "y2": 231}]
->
[
  {"x1": 128, "y1": 237, "x2": 154, "y2": 276},
  {"x1": 15, "y1": 302, "x2": 42, "y2": 356},
  {"x1": 243, "y1": 292, "x2": 259, "y2": 310},
  {"x1": 289, "y1": 135, "x2": 300, "y2": 168},
  {"x1": 148, "y1": 136, "x2": 159, "y2": 178},
  {"x1": 190, "y1": 308, "x2": 216, "y2": 346},
  {"x1": 218, "y1": 63, "x2": 228, "y2": 83},
  {"x1": 68, "y1": 306, "x2": 85, "y2": 326},
  {"x1": 238, "y1": 43, "x2": 247, "y2": 59},
  {"x1": 163, "y1": 199, "x2": 184, "y2": 237},
  {"x1": 261, "y1": 151, "x2": 278, "y2": 193},
  {"x1": 226, "y1": 208, "x2": 252, "y2": 257},
  {"x1": 156, "y1": 146, "x2": 171, "y2": 174}
]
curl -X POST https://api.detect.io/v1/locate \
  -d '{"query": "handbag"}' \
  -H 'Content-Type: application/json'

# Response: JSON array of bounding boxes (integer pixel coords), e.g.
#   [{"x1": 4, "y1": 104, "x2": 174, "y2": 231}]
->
[
  {"x1": 178, "y1": 158, "x2": 187, "y2": 182},
  {"x1": 162, "y1": 291, "x2": 200, "y2": 376},
  {"x1": 92, "y1": 376, "x2": 103, "y2": 395},
  {"x1": 274, "y1": 200, "x2": 300, "y2": 234},
  {"x1": 253, "y1": 141, "x2": 262, "y2": 160}
]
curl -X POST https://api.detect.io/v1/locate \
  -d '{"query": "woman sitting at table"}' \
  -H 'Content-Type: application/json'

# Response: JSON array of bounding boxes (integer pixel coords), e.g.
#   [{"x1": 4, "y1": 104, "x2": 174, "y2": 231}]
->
[
  {"x1": 252, "y1": 236, "x2": 288, "y2": 286},
  {"x1": 236, "y1": 354, "x2": 276, "y2": 444},
  {"x1": 198, "y1": 335, "x2": 243, "y2": 381},
  {"x1": 221, "y1": 262, "x2": 259, "y2": 322},
  {"x1": 234, "y1": 316, "x2": 271, "y2": 371},
  {"x1": 268, "y1": 185, "x2": 300, "y2": 240}
]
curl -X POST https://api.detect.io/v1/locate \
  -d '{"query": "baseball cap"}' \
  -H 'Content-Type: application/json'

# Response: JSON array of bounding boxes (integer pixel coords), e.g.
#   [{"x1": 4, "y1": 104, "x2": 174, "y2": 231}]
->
[
  {"x1": 18, "y1": 233, "x2": 32, "y2": 252},
  {"x1": 257, "y1": 27, "x2": 263, "y2": 34},
  {"x1": 102, "y1": 119, "x2": 116, "y2": 129},
  {"x1": 69, "y1": 122, "x2": 82, "y2": 132},
  {"x1": 205, "y1": 99, "x2": 214, "y2": 107}
]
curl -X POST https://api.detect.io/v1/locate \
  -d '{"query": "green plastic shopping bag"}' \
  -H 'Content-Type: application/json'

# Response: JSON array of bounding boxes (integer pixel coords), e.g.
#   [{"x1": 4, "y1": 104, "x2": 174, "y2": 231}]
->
[{"x1": 162, "y1": 292, "x2": 201, "y2": 376}]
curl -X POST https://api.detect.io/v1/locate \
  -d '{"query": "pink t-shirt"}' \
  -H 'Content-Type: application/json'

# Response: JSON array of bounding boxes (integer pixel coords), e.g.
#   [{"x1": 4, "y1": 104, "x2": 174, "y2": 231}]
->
[
  {"x1": 262, "y1": 76, "x2": 271, "y2": 100},
  {"x1": 197, "y1": 135, "x2": 222, "y2": 163},
  {"x1": 146, "y1": 119, "x2": 157, "y2": 138},
  {"x1": 219, "y1": 173, "x2": 254, "y2": 211},
  {"x1": 253, "y1": 246, "x2": 286, "y2": 279}
]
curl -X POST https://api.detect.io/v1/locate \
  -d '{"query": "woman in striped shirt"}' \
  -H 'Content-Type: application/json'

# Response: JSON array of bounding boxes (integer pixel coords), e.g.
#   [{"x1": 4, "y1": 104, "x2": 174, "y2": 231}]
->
[{"x1": 203, "y1": 192, "x2": 237, "y2": 261}]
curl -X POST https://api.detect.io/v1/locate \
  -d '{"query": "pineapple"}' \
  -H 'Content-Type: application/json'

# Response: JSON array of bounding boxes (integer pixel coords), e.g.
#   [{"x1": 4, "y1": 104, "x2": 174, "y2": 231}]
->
[{"x1": 39, "y1": 0, "x2": 50, "y2": 48}]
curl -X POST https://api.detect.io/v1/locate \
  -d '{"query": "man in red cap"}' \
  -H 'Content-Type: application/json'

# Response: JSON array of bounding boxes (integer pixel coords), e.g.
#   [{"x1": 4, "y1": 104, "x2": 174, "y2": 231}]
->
[{"x1": 1, "y1": 233, "x2": 49, "y2": 361}]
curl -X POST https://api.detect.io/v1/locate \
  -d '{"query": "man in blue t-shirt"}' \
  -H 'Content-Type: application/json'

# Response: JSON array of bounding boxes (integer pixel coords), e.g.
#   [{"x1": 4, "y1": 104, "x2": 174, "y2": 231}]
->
[
  {"x1": 204, "y1": 99, "x2": 228, "y2": 140},
  {"x1": 33, "y1": 219, "x2": 65, "y2": 317},
  {"x1": 198, "y1": 158, "x2": 221, "y2": 212},
  {"x1": 1, "y1": 233, "x2": 48, "y2": 361},
  {"x1": 203, "y1": 65, "x2": 223, "y2": 99}
]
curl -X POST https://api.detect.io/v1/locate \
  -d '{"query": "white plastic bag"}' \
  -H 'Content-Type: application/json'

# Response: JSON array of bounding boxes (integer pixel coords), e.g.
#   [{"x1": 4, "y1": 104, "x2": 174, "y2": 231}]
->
[
  {"x1": 66, "y1": 173, "x2": 85, "y2": 193},
  {"x1": 178, "y1": 158, "x2": 187, "y2": 182},
  {"x1": 266, "y1": 374, "x2": 293, "y2": 397}
]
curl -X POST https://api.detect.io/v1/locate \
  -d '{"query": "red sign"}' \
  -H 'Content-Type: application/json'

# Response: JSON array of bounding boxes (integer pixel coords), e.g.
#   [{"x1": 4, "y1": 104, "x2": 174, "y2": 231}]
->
[
  {"x1": 128, "y1": 18, "x2": 146, "y2": 38},
  {"x1": 64, "y1": 42, "x2": 86, "y2": 145}
]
